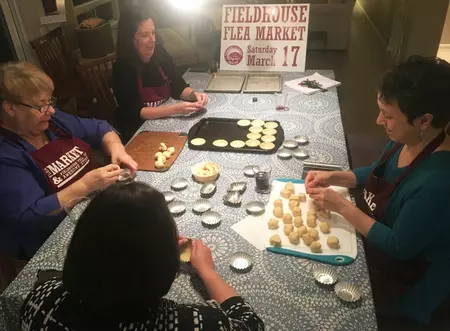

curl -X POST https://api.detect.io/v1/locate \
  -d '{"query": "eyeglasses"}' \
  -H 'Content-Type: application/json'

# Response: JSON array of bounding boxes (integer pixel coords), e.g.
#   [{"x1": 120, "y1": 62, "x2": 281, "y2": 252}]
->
[{"x1": 19, "y1": 97, "x2": 57, "y2": 113}]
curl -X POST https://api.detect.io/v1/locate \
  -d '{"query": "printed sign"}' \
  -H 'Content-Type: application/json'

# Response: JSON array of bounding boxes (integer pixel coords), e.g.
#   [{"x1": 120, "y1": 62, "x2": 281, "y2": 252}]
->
[{"x1": 220, "y1": 4, "x2": 310, "y2": 72}]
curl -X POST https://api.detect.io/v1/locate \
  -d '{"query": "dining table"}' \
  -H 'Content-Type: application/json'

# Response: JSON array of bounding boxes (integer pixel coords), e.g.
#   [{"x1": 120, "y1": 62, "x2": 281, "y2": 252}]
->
[{"x1": 0, "y1": 70, "x2": 378, "y2": 331}]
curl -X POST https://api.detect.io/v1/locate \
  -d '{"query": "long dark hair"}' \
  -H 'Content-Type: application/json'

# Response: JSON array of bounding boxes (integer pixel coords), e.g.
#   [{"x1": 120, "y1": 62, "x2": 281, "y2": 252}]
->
[{"x1": 62, "y1": 182, "x2": 180, "y2": 315}]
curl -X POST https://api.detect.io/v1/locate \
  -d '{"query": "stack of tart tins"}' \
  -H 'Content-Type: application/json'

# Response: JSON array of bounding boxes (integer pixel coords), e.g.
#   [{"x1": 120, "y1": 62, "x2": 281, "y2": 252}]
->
[
  {"x1": 313, "y1": 266, "x2": 362, "y2": 303},
  {"x1": 277, "y1": 137, "x2": 310, "y2": 160}
]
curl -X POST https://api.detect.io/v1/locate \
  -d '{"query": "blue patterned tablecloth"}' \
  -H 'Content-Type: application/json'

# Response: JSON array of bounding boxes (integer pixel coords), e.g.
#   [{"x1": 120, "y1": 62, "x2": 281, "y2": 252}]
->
[{"x1": 0, "y1": 71, "x2": 378, "y2": 331}]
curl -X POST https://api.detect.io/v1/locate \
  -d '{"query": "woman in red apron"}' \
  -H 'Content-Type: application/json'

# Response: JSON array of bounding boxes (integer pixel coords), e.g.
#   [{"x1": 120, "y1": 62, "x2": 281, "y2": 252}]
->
[
  {"x1": 306, "y1": 56, "x2": 450, "y2": 325},
  {"x1": 0, "y1": 62, "x2": 137, "y2": 259},
  {"x1": 113, "y1": 6, "x2": 209, "y2": 142}
]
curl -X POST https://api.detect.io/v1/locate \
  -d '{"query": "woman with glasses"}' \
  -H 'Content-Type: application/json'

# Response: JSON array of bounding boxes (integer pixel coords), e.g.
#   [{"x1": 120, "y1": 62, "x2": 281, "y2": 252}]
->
[{"x1": 0, "y1": 61, "x2": 137, "y2": 259}]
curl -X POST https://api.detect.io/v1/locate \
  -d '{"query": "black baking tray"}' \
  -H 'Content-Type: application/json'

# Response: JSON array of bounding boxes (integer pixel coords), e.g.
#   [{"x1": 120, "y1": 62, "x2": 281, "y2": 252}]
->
[{"x1": 188, "y1": 117, "x2": 284, "y2": 154}]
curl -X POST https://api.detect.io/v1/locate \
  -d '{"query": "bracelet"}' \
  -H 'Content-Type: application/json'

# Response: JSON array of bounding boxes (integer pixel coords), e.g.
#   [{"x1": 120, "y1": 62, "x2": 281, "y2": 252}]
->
[{"x1": 189, "y1": 90, "x2": 197, "y2": 102}]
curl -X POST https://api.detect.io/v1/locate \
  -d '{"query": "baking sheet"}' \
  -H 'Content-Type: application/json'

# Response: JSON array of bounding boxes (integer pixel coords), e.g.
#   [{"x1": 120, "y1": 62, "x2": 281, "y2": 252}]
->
[
  {"x1": 188, "y1": 117, "x2": 284, "y2": 154},
  {"x1": 204, "y1": 72, "x2": 247, "y2": 93},
  {"x1": 232, "y1": 179, "x2": 357, "y2": 265},
  {"x1": 243, "y1": 73, "x2": 281, "y2": 93}
]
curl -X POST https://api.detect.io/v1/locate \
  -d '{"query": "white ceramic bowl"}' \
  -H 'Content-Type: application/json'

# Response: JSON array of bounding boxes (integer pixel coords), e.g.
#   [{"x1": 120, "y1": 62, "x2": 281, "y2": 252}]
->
[{"x1": 191, "y1": 162, "x2": 220, "y2": 183}]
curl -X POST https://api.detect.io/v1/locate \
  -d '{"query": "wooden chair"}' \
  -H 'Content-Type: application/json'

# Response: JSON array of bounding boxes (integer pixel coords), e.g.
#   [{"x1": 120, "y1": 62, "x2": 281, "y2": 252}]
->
[{"x1": 77, "y1": 53, "x2": 117, "y2": 122}]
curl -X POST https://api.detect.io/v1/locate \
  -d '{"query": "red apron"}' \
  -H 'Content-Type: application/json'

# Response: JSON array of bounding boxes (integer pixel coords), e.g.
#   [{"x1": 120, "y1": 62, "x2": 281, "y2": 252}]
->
[
  {"x1": 29, "y1": 122, "x2": 95, "y2": 193},
  {"x1": 364, "y1": 131, "x2": 446, "y2": 311},
  {"x1": 137, "y1": 66, "x2": 172, "y2": 108}
]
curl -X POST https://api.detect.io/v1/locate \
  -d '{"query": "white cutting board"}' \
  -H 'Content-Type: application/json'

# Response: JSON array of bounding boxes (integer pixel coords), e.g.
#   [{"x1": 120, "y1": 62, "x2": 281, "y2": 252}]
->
[{"x1": 232, "y1": 178, "x2": 357, "y2": 265}]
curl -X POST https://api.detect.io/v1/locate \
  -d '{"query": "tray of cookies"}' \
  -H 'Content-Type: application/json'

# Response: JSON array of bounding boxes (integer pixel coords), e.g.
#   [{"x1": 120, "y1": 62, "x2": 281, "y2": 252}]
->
[{"x1": 188, "y1": 117, "x2": 284, "y2": 154}]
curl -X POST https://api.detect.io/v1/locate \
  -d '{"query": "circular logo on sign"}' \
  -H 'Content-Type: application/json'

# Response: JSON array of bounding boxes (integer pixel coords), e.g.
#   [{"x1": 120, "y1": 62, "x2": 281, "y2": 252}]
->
[{"x1": 224, "y1": 45, "x2": 243, "y2": 65}]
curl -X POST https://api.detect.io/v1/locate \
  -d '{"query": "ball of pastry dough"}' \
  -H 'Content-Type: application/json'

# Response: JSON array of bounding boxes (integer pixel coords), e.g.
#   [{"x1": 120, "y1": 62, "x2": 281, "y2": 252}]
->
[
  {"x1": 163, "y1": 151, "x2": 171, "y2": 159},
  {"x1": 283, "y1": 213, "x2": 293, "y2": 224},
  {"x1": 298, "y1": 193, "x2": 307, "y2": 203},
  {"x1": 307, "y1": 210, "x2": 316, "y2": 218},
  {"x1": 289, "y1": 231, "x2": 300, "y2": 245},
  {"x1": 157, "y1": 155, "x2": 167, "y2": 163},
  {"x1": 288, "y1": 200, "x2": 298, "y2": 211},
  {"x1": 167, "y1": 146, "x2": 175, "y2": 155},
  {"x1": 319, "y1": 221, "x2": 330, "y2": 233},
  {"x1": 155, "y1": 160, "x2": 165, "y2": 169},
  {"x1": 327, "y1": 236, "x2": 340, "y2": 249},
  {"x1": 268, "y1": 218, "x2": 279, "y2": 230},
  {"x1": 159, "y1": 142, "x2": 167, "y2": 152},
  {"x1": 280, "y1": 189, "x2": 292, "y2": 199},
  {"x1": 292, "y1": 207, "x2": 302, "y2": 217},
  {"x1": 294, "y1": 216, "x2": 303, "y2": 227},
  {"x1": 308, "y1": 228, "x2": 319, "y2": 240},
  {"x1": 297, "y1": 225, "x2": 308, "y2": 236},
  {"x1": 273, "y1": 199, "x2": 283, "y2": 208},
  {"x1": 307, "y1": 217, "x2": 317, "y2": 228},
  {"x1": 154, "y1": 152, "x2": 163, "y2": 160},
  {"x1": 284, "y1": 224, "x2": 294, "y2": 236},
  {"x1": 301, "y1": 233, "x2": 314, "y2": 246},
  {"x1": 273, "y1": 207, "x2": 283, "y2": 218},
  {"x1": 310, "y1": 241, "x2": 322, "y2": 253},
  {"x1": 285, "y1": 182, "x2": 295, "y2": 193},
  {"x1": 312, "y1": 200, "x2": 322, "y2": 211},
  {"x1": 289, "y1": 195, "x2": 300, "y2": 203},
  {"x1": 269, "y1": 234, "x2": 282, "y2": 247},
  {"x1": 319, "y1": 210, "x2": 331, "y2": 220}
]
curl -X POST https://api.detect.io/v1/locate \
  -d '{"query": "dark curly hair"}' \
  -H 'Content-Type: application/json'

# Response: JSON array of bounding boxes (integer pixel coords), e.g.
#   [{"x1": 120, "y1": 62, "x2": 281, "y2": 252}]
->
[{"x1": 378, "y1": 55, "x2": 450, "y2": 129}]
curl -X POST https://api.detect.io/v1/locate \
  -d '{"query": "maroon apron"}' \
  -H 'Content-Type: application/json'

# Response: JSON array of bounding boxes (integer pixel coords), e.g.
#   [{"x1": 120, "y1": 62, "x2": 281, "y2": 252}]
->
[
  {"x1": 29, "y1": 122, "x2": 95, "y2": 193},
  {"x1": 364, "y1": 131, "x2": 446, "y2": 310},
  {"x1": 137, "y1": 66, "x2": 172, "y2": 108}
]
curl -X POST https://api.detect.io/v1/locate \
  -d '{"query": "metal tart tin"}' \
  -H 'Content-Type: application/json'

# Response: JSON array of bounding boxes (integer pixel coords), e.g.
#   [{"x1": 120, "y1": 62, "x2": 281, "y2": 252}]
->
[
  {"x1": 243, "y1": 165, "x2": 257, "y2": 177},
  {"x1": 313, "y1": 265, "x2": 339, "y2": 286},
  {"x1": 171, "y1": 178, "x2": 189, "y2": 191},
  {"x1": 223, "y1": 191, "x2": 242, "y2": 207},
  {"x1": 277, "y1": 148, "x2": 293, "y2": 160},
  {"x1": 228, "y1": 182, "x2": 247, "y2": 194},
  {"x1": 294, "y1": 135, "x2": 310, "y2": 145},
  {"x1": 201, "y1": 210, "x2": 221, "y2": 227},
  {"x1": 200, "y1": 182, "x2": 217, "y2": 197},
  {"x1": 334, "y1": 281, "x2": 362, "y2": 302},
  {"x1": 229, "y1": 252, "x2": 253, "y2": 273},
  {"x1": 293, "y1": 148, "x2": 310, "y2": 160},
  {"x1": 244, "y1": 201, "x2": 265, "y2": 215},
  {"x1": 118, "y1": 169, "x2": 135, "y2": 182},
  {"x1": 168, "y1": 201, "x2": 186, "y2": 216},
  {"x1": 162, "y1": 191, "x2": 175, "y2": 204},
  {"x1": 192, "y1": 199, "x2": 212, "y2": 214},
  {"x1": 283, "y1": 139, "x2": 299, "y2": 149}
]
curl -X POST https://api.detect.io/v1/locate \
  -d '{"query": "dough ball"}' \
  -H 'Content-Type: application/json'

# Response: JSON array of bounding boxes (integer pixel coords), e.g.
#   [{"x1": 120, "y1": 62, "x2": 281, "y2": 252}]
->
[
  {"x1": 288, "y1": 201, "x2": 298, "y2": 211},
  {"x1": 289, "y1": 195, "x2": 300, "y2": 202},
  {"x1": 167, "y1": 147, "x2": 175, "y2": 155},
  {"x1": 292, "y1": 207, "x2": 302, "y2": 217},
  {"x1": 284, "y1": 224, "x2": 294, "y2": 236},
  {"x1": 159, "y1": 142, "x2": 167, "y2": 151},
  {"x1": 307, "y1": 217, "x2": 317, "y2": 228},
  {"x1": 308, "y1": 228, "x2": 319, "y2": 240},
  {"x1": 154, "y1": 152, "x2": 163, "y2": 160},
  {"x1": 157, "y1": 155, "x2": 167, "y2": 163},
  {"x1": 285, "y1": 182, "x2": 295, "y2": 193},
  {"x1": 319, "y1": 210, "x2": 331, "y2": 220},
  {"x1": 280, "y1": 189, "x2": 292, "y2": 199},
  {"x1": 268, "y1": 218, "x2": 279, "y2": 230},
  {"x1": 269, "y1": 234, "x2": 282, "y2": 247},
  {"x1": 327, "y1": 236, "x2": 340, "y2": 249},
  {"x1": 319, "y1": 221, "x2": 330, "y2": 233},
  {"x1": 301, "y1": 233, "x2": 314, "y2": 246},
  {"x1": 310, "y1": 241, "x2": 322, "y2": 253},
  {"x1": 163, "y1": 151, "x2": 171, "y2": 159},
  {"x1": 155, "y1": 160, "x2": 165, "y2": 169},
  {"x1": 273, "y1": 199, "x2": 283, "y2": 208},
  {"x1": 273, "y1": 207, "x2": 284, "y2": 218},
  {"x1": 294, "y1": 216, "x2": 303, "y2": 227},
  {"x1": 307, "y1": 209, "x2": 316, "y2": 217},
  {"x1": 283, "y1": 213, "x2": 293, "y2": 224},
  {"x1": 289, "y1": 231, "x2": 300, "y2": 245},
  {"x1": 298, "y1": 193, "x2": 307, "y2": 203},
  {"x1": 312, "y1": 200, "x2": 322, "y2": 211},
  {"x1": 297, "y1": 225, "x2": 308, "y2": 236}
]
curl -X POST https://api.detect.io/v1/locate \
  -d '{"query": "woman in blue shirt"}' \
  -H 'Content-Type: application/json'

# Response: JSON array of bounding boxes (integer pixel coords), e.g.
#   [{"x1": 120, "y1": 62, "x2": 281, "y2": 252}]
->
[
  {"x1": 0, "y1": 62, "x2": 137, "y2": 259},
  {"x1": 306, "y1": 56, "x2": 450, "y2": 325}
]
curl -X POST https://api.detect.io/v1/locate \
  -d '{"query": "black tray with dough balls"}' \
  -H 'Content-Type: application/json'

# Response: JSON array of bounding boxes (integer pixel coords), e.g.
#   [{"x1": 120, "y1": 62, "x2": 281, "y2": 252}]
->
[{"x1": 187, "y1": 117, "x2": 284, "y2": 154}]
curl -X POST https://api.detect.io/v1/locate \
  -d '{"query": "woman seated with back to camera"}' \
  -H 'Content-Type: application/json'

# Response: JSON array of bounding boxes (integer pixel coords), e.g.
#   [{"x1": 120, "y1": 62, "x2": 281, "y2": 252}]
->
[
  {"x1": 113, "y1": 5, "x2": 208, "y2": 143},
  {"x1": 20, "y1": 182, "x2": 264, "y2": 331}
]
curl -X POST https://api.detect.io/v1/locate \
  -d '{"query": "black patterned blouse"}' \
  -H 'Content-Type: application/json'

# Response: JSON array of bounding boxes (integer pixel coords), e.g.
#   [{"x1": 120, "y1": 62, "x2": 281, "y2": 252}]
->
[{"x1": 20, "y1": 279, "x2": 265, "y2": 331}]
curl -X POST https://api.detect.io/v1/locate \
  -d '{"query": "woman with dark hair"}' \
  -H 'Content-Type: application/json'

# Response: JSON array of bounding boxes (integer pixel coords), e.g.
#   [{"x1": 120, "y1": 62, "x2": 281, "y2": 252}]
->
[
  {"x1": 113, "y1": 5, "x2": 208, "y2": 142},
  {"x1": 306, "y1": 56, "x2": 450, "y2": 325},
  {"x1": 20, "y1": 182, "x2": 264, "y2": 331}
]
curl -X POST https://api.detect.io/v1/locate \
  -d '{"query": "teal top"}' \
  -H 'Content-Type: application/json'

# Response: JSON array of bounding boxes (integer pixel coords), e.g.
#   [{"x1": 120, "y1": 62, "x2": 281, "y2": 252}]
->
[{"x1": 352, "y1": 141, "x2": 450, "y2": 325}]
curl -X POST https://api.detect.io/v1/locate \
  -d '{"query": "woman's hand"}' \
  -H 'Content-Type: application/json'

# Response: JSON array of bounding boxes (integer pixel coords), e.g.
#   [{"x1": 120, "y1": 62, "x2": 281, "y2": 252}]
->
[
  {"x1": 178, "y1": 235, "x2": 188, "y2": 246},
  {"x1": 80, "y1": 164, "x2": 122, "y2": 192},
  {"x1": 176, "y1": 101, "x2": 204, "y2": 115},
  {"x1": 111, "y1": 147, "x2": 138, "y2": 176},
  {"x1": 308, "y1": 187, "x2": 350, "y2": 214},
  {"x1": 190, "y1": 239, "x2": 215, "y2": 276},
  {"x1": 305, "y1": 171, "x2": 333, "y2": 191},
  {"x1": 193, "y1": 92, "x2": 208, "y2": 106}
]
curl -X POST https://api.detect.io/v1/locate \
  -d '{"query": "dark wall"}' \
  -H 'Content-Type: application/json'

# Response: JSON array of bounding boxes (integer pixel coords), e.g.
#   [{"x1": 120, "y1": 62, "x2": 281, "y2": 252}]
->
[{"x1": 357, "y1": 0, "x2": 394, "y2": 44}]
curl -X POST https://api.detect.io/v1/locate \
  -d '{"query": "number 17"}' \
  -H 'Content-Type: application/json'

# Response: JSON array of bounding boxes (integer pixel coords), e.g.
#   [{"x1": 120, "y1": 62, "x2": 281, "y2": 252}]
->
[{"x1": 283, "y1": 46, "x2": 300, "y2": 67}]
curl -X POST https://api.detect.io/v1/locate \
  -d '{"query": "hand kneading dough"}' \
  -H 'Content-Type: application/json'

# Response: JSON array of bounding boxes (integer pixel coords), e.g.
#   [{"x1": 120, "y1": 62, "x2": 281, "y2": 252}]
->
[
  {"x1": 268, "y1": 218, "x2": 279, "y2": 229},
  {"x1": 280, "y1": 189, "x2": 292, "y2": 199},
  {"x1": 302, "y1": 233, "x2": 314, "y2": 246},
  {"x1": 283, "y1": 213, "x2": 293, "y2": 224},
  {"x1": 297, "y1": 225, "x2": 308, "y2": 236},
  {"x1": 307, "y1": 217, "x2": 317, "y2": 228},
  {"x1": 285, "y1": 182, "x2": 295, "y2": 193},
  {"x1": 269, "y1": 234, "x2": 282, "y2": 247},
  {"x1": 289, "y1": 201, "x2": 298, "y2": 211},
  {"x1": 308, "y1": 228, "x2": 319, "y2": 240},
  {"x1": 313, "y1": 201, "x2": 322, "y2": 211},
  {"x1": 327, "y1": 236, "x2": 340, "y2": 249},
  {"x1": 292, "y1": 207, "x2": 302, "y2": 217},
  {"x1": 319, "y1": 221, "x2": 330, "y2": 233},
  {"x1": 310, "y1": 241, "x2": 322, "y2": 253},
  {"x1": 294, "y1": 216, "x2": 303, "y2": 227},
  {"x1": 273, "y1": 207, "x2": 283, "y2": 218},
  {"x1": 289, "y1": 231, "x2": 300, "y2": 245},
  {"x1": 319, "y1": 210, "x2": 331, "y2": 219},
  {"x1": 284, "y1": 224, "x2": 294, "y2": 235},
  {"x1": 273, "y1": 199, "x2": 283, "y2": 208}
]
